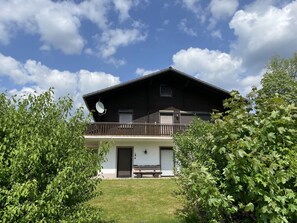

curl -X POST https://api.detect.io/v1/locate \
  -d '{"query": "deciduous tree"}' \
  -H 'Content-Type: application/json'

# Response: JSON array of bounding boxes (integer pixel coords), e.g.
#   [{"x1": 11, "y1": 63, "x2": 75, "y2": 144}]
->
[
  {"x1": 174, "y1": 54, "x2": 297, "y2": 222},
  {"x1": 0, "y1": 90, "x2": 108, "y2": 222}
]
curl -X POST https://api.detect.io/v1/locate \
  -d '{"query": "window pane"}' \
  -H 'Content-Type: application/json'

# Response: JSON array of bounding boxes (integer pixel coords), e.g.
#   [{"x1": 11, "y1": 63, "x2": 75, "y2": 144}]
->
[
  {"x1": 181, "y1": 114, "x2": 194, "y2": 125},
  {"x1": 160, "y1": 114, "x2": 173, "y2": 124},
  {"x1": 119, "y1": 113, "x2": 133, "y2": 123}
]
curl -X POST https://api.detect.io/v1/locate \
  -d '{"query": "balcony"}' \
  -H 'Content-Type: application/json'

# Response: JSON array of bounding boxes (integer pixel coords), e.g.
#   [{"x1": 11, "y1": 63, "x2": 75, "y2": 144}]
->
[{"x1": 85, "y1": 122, "x2": 188, "y2": 136}]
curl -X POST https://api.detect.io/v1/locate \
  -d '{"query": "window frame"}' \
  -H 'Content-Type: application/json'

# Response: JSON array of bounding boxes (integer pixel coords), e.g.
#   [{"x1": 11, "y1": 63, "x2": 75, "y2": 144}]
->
[{"x1": 160, "y1": 84, "x2": 173, "y2": 97}]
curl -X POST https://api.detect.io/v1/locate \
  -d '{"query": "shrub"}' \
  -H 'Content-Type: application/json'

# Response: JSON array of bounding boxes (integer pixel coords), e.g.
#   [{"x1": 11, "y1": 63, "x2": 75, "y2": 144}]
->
[
  {"x1": 0, "y1": 90, "x2": 108, "y2": 223},
  {"x1": 174, "y1": 55, "x2": 297, "y2": 222}
]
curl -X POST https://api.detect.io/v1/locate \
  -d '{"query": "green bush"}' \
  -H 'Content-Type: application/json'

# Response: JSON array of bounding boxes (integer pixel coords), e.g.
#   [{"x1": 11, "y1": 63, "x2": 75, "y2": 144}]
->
[
  {"x1": 0, "y1": 90, "x2": 108, "y2": 223},
  {"x1": 174, "y1": 55, "x2": 297, "y2": 222}
]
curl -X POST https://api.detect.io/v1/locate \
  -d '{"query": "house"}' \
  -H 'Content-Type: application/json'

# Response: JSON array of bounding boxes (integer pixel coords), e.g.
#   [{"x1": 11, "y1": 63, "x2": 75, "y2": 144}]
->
[{"x1": 83, "y1": 67, "x2": 230, "y2": 178}]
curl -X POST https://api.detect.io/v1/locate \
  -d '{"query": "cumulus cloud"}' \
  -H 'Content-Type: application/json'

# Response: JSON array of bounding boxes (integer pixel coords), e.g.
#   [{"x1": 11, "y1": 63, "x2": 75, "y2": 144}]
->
[
  {"x1": 0, "y1": 0, "x2": 142, "y2": 58},
  {"x1": 0, "y1": 53, "x2": 30, "y2": 85},
  {"x1": 0, "y1": 0, "x2": 84, "y2": 54},
  {"x1": 209, "y1": 0, "x2": 239, "y2": 19},
  {"x1": 172, "y1": 48, "x2": 242, "y2": 79},
  {"x1": 0, "y1": 52, "x2": 120, "y2": 111},
  {"x1": 99, "y1": 28, "x2": 147, "y2": 59},
  {"x1": 229, "y1": 1, "x2": 297, "y2": 69},
  {"x1": 171, "y1": 47, "x2": 262, "y2": 92},
  {"x1": 35, "y1": 8, "x2": 84, "y2": 54},
  {"x1": 174, "y1": 0, "x2": 297, "y2": 94},
  {"x1": 113, "y1": 0, "x2": 135, "y2": 22},
  {"x1": 78, "y1": 70, "x2": 121, "y2": 95},
  {"x1": 181, "y1": 0, "x2": 238, "y2": 28},
  {"x1": 79, "y1": 0, "x2": 110, "y2": 29}
]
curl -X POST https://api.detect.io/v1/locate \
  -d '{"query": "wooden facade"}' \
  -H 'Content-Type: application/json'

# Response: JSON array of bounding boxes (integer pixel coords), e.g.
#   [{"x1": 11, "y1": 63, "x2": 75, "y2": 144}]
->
[{"x1": 83, "y1": 67, "x2": 230, "y2": 136}]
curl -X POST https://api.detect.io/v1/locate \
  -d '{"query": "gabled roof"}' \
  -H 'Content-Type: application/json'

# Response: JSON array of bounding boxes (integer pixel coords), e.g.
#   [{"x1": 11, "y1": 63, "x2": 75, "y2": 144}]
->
[{"x1": 83, "y1": 67, "x2": 230, "y2": 100}]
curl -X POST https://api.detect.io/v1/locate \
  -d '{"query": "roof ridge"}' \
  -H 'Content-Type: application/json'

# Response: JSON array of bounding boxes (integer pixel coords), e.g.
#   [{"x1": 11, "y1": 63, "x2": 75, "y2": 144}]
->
[{"x1": 82, "y1": 67, "x2": 230, "y2": 99}]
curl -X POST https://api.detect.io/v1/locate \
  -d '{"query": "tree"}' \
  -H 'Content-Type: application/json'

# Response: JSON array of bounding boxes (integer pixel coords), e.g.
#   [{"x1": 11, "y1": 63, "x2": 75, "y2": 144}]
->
[
  {"x1": 0, "y1": 90, "x2": 108, "y2": 222},
  {"x1": 258, "y1": 53, "x2": 297, "y2": 104},
  {"x1": 174, "y1": 55, "x2": 297, "y2": 222}
]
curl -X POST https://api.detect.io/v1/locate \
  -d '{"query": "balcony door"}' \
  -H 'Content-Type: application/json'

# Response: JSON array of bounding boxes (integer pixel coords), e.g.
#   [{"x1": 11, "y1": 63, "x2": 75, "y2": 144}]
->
[
  {"x1": 160, "y1": 113, "x2": 173, "y2": 135},
  {"x1": 117, "y1": 147, "x2": 132, "y2": 178}
]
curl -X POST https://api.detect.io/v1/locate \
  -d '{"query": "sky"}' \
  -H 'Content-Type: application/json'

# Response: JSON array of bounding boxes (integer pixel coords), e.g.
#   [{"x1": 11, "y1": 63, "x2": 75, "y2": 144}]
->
[{"x1": 1, "y1": 0, "x2": 297, "y2": 111}]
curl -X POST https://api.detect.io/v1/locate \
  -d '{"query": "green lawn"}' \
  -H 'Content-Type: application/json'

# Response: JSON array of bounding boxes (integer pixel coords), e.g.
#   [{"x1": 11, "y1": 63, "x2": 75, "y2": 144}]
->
[{"x1": 89, "y1": 178, "x2": 181, "y2": 223}]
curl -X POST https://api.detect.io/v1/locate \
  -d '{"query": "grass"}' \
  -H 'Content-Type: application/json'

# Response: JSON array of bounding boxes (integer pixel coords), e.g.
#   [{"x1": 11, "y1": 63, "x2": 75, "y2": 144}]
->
[{"x1": 89, "y1": 178, "x2": 181, "y2": 223}]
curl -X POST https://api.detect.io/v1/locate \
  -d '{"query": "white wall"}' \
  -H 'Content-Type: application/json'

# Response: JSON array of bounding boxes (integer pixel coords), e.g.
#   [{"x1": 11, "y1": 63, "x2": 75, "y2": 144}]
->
[
  {"x1": 99, "y1": 139, "x2": 174, "y2": 178},
  {"x1": 101, "y1": 147, "x2": 116, "y2": 178}
]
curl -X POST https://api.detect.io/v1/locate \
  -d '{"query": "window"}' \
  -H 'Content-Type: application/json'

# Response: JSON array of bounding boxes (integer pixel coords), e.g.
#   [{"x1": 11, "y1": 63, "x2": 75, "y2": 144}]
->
[
  {"x1": 160, "y1": 113, "x2": 173, "y2": 124},
  {"x1": 119, "y1": 110, "x2": 133, "y2": 124},
  {"x1": 180, "y1": 114, "x2": 195, "y2": 125},
  {"x1": 160, "y1": 85, "x2": 172, "y2": 97}
]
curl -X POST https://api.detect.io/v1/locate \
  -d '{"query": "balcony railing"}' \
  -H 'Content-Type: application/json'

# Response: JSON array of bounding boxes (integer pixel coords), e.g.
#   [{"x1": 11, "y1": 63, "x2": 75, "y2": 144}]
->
[{"x1": 85, "y1": 122, "x2": 188, "y2": 136}]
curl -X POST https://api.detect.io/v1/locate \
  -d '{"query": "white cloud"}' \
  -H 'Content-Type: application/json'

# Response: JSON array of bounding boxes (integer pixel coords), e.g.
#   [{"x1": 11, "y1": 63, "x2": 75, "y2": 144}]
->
[
  {"x1": 0, "y1": 0, "x2": 142, "y2": 57},
  {"x1": 8, "y1": 86, "x2": 44, "y2": 99},
  {"x1": 171, "y1": 47, "x2": 266, "y2": 94},
  {"x1": 182, "y1": 0, "x2": 238, "y2": 28},
  {"x1": 135, "y1": 68, "x2": 159, "y2": 76},
  {"x1": 35, "y1": 7, "x2": 84, "y2": 54},
  {"x1": 209, "y1": 0, "x2": 239, "y2": 19},
  {"x1": 0, "y1": 53, "x2": 29, "y2": 85},
  {"x1": 173, "y1": 48, "x2": 241, "y2": 78},
  {"x1": 211, "y1": 30, "x2": 222, "y2": 39},
  {"x1": 0, "y1": 52, "x2": 120, "y2": 111},
  {"x1": 0, "y1": 0, "x2": 84, "y2": 54},
  {"x1": 172, "y1": 47, "x2": 245, "y2": 90},
  {"x1": 79, "y1": 0, "x2": 109, "y2": 29},
  {"x1": 182, "y1": 0, "x2": 201, "y2": 13},
  {"x1": 178, "y1": 19, "x2": 197, "y2": 36},
  {"x1": 173, "y1": 1, "x2": 297, "y2": 95},
  {"x1": 181, "y1": 0, "x2": 206, "y2": 22},
  {"x1": 239, "y1": 70, "x2": 264, "y2": 95},
  {"x1": 0, "y1": 24, "x2": 10, "y2": 45},
  {"x1": 113, "y1": 0, "x2": 134, "y2": 22},
  {"x1": 229, "y1": 1, "x2": 297, "y2": 68},
  {"x1": 78, "y1": 70, "x2": 120, "y2": 95},
  {"x1": 99, "y1": 28, "x2": 147, "y2": 58}
]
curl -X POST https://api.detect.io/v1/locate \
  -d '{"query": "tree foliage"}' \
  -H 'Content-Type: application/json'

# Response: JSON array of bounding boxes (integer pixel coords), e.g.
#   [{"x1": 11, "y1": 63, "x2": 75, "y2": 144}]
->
[
  {"x1": 259, "y1": 53, "x2": 297, "y2": 104},
  {"x1": 174, "y1": 55, "x2": 297, "y2": 222},
  {"x1": 0, "y1": 90, "x2": 108, "y2": 222}
]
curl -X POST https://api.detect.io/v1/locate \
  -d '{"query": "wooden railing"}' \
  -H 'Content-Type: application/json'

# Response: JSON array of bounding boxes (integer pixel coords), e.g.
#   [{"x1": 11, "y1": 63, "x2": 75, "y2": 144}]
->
[{"x1": 85, "y1": 122, "x2": 188, "y2": 136}]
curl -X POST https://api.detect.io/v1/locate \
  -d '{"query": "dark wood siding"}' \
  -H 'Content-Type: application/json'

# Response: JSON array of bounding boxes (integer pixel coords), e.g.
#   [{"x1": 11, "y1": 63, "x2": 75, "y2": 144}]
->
[{"x1": 89, "y1": 70, "x2": 227, "y2": 123}]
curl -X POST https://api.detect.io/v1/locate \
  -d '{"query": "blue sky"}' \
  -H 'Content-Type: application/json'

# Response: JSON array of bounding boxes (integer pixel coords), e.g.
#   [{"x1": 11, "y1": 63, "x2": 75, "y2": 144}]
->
[{"x1": 1, "y1": 0, "x2": 297, "y2": 110}]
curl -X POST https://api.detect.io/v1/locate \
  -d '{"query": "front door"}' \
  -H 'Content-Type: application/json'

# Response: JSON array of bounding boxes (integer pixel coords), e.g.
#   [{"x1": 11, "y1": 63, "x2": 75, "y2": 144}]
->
[
  {"x1": 160, "y1": 148, "x2": 174, "y2": 176},
  {"x1": 117, "y1": 147, "x2": 132, "y2": 178}
]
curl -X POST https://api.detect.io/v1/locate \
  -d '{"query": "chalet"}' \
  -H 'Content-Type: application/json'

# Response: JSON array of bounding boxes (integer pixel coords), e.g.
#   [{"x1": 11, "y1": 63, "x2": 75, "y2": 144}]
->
[{"x1": 83, "y1": 67, "x2": 230, "y2": 178}]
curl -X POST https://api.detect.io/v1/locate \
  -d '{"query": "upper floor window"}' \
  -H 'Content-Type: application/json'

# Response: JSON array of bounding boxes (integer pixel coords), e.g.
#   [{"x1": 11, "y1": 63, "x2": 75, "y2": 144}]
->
[
  {"x1": 119, "y1": 110, "x2": 133, "y2": 123},
  {"x1": 160, "y1": 85, "x2": 172, "y2": 97}
]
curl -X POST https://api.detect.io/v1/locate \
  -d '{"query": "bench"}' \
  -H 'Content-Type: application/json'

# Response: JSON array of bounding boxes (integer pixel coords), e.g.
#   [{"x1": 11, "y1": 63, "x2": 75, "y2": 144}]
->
[{"x1": 133, "y1": 165, "x2": 162, "y2": 178}]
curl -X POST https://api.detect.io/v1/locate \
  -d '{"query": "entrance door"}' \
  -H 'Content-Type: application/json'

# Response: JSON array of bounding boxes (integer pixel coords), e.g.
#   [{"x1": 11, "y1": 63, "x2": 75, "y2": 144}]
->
[
  {"x1": 117, "y1": 147, "x2": 132, "y2": 178},
  {"x1": 160, "y1": 148, "x2": 174, "y2": 176}
]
